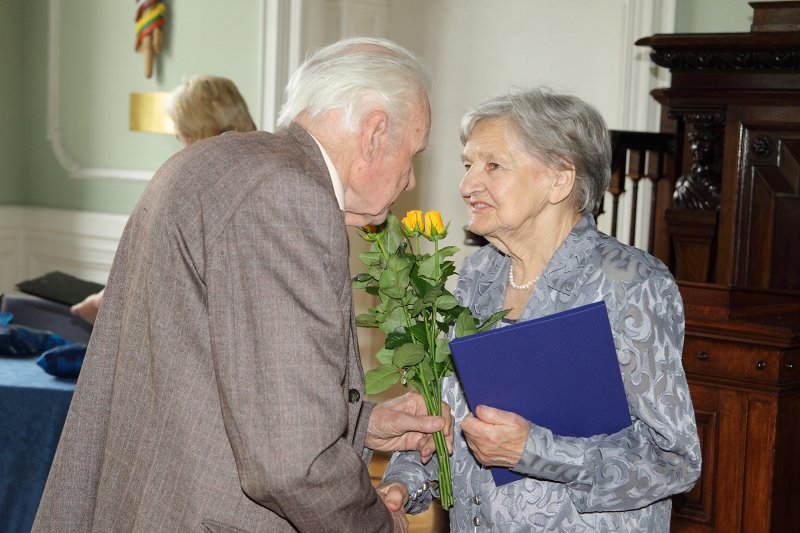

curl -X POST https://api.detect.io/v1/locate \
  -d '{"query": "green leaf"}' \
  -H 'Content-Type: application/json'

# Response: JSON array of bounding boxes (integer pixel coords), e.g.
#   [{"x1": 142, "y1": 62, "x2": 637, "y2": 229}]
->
[
  {"x1": 409, "y1": 299, "x2": 426, "y2": 317},
  {"x1": 365, "y1": 364, "x2": 400, "y2": 394},
  {"x1": 368, "y1": 265, "x2": 383, "y2": 281},
  {"x1": 392, "y1": 342, "x2": 427, "y2": 367},
  {"x1": 375, "y1": 347, "x2": 394, "y2": 364},
  {"x1": 438, "y1": 245, "x2": 459, "y2": 259},
  {"x1": 365, "y1": 285, "x2": 379, "y2": 296},
  {"x1": 385, "y1": 330, "x2": 412, "y2": 349},
  {"x1": 435, "y1": 294, "x2": 459, "y2": 310},
  {"x1": 352, "y1": 272, "x2": 373, "y2": 283},
  {"x1": 454, "y1": 308, "x2": 478, "y2": 337},
  {"x1": 409, "y1": 274, "x2": 433, "y2": 299},
  {"x1": 351, "y1": 273, "x2": 376, "y2": 289},
  {"x1": 434, "y1": 338, "x2": 451, "y2": 363},
  {"x1": 380, "y1": 255, "x2": 412, "y2": 299},
  {"x1": 384, "y1": 213, "x2": 408, "y2": 254},
  {"x1": 422, "y1": 287, "x2": 443, "y2": 305},
  {"x1": 417, "y1": 254, "x2": 437, "y2": 280},
  {"x1": 357, "y1": 252, "x2": 383, "y2": 267},
  {"x1": 408, "y1": 322, "x2": 428, "y2": 346},
  {"x1": 355, "y1": 313, "x2": 378, "y2": 328},
  {"x1": 440, "y1": 263, "x2": 457, "y2": 279},
  {"x1": 477, "y1": 309, "x2": 511, "y2": 332},
  {"x1": 419, "y1": 351, "x2": 436, "y2": 383},
  {"x1": 379, "y1": 304, "x2": 407, "y2": 334}
]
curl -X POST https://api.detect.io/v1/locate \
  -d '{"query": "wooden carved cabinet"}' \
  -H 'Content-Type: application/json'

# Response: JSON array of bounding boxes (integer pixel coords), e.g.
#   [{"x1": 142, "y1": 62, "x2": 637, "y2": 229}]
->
[
  {"x1": 670, "y1": 287, "x2": 800, "y2": 533},
  {"x1": 636, "y1": 3, "x2": 800, "y2": 532}
]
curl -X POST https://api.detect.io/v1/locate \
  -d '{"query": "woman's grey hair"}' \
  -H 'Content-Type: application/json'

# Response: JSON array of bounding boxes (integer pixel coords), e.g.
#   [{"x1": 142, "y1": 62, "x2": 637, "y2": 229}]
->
[
  {"x1": 460, "y1": 87, "x2": 611, "y2": 215},
  {"x1": 277, "y1": 37, "x2": 431, "y2": 132}
]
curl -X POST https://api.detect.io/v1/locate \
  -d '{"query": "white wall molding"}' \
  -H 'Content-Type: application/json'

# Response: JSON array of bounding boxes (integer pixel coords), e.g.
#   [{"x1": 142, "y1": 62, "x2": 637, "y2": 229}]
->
[
  {"x1": 48, "y1": 0, "x2": 271, "y2": 181},
  {"x1": 258, "y1": 0, "x2": 393, "y2": 131},
  {"x1": 259, "y1": 0, "x2": 304, "y2": 131},
  {"x1": 0, "y1": 207, "x2": 25, "y2": 295},
  {"x1": 0, "y1": 206, "x2": 127, "y2": 294},
  {"x1": 599, "y1": 0, "x2": 676, "y2": 249},
  {"x1": 617, "y1": 0, "x2": 675, "y2": 132},
  {"x1": 47, "y1": 0, "x2": 152, "y2": 182}
]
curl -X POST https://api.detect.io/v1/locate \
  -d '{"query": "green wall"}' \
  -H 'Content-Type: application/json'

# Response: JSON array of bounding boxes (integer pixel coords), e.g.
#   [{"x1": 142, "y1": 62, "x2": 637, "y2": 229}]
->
[
  {"x1": 675, "y1": 0, "x2": 761, "y2": 33},
  {"x1": 4, "y1": 0, "x2": 784, "y2": 215},
  {"x1": 7, "y1": 0, "x2": 262, "y2": 215},
  {"x1": 0, "y1": 0, "x2": 24, "y2": 204}
]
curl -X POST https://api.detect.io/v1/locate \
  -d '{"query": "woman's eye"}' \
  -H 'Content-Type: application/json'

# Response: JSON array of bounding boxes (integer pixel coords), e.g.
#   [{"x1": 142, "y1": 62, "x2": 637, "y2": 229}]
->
[
  {"x1": 487, "y1": 162, "x2": 500, "y2": 171},
  {"x1": 463, "y1": 163, "x2": 472, "y2": 171}
]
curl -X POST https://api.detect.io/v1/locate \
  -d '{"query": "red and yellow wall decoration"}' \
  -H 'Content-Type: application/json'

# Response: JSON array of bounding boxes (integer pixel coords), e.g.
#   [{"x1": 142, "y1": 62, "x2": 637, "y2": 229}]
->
[{"x1": 135, "y1": 0, "x2": 166, "y2": 78}]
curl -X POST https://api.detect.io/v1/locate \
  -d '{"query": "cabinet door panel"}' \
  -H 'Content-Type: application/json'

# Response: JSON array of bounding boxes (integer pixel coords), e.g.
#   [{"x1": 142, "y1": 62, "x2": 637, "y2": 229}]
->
[
  {"x1": 741, "y1": 396, "x2": 777, "y2": 533},
  {"x1": 672, "y1": 383, "x2": 747, "y2": 533}
]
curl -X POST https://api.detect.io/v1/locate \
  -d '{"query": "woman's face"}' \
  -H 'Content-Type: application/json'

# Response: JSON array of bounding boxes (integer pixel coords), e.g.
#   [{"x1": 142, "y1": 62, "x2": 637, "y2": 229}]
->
[{"x1": 459, "y1": 118, "x2": 559, "y2": 242}]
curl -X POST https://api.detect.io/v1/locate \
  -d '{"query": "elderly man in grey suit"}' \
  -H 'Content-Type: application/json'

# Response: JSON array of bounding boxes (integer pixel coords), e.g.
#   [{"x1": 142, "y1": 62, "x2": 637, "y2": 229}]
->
[{"x1": 33, "y1": 37, "x2": 448, "y2": 533}]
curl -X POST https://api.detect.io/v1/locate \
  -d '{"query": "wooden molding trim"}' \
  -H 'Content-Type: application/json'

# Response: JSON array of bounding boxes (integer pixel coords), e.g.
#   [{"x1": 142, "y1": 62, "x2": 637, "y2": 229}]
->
[{"x1": 0, "y1": 206, "x2": 127, "y2": 294}]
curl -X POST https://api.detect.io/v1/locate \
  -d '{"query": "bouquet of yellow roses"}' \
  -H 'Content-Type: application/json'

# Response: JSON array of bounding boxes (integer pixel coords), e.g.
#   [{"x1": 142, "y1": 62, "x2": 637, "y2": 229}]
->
[{"x1": 353, "y1": 210, "x2": 506, "y2": 510}]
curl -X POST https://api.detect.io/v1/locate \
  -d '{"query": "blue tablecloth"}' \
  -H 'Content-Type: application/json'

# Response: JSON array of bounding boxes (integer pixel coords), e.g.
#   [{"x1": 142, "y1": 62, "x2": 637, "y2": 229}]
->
[{"x1": 0, "y1": 356, "x2": 75, "y2": 533}]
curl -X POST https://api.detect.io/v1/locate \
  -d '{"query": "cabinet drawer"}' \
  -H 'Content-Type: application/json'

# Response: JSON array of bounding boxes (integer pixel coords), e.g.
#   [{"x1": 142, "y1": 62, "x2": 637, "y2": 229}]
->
[{"x1": 682, "y1": 337, "x2": 800, "y2": 385}]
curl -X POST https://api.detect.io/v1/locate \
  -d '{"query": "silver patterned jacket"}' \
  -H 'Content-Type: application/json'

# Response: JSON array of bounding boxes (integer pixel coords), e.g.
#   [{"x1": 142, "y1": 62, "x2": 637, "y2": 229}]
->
[{"x1": 382, "y1": 215, "x2": 701, "y2": 532}]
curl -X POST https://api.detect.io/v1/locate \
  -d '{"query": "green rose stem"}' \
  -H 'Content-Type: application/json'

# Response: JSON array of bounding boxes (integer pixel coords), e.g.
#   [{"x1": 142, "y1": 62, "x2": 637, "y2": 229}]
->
[
  {"x1": 356, "y1": 215, "x2": 507, "y2": 510},
  {"x1": 424, "y1": 236, "x2": 453, "y2": 508},
  {"x1": 416, "y1": 370, "x2": 453, "y2": 509},
  {"x1": 377, "y1": 225, "x2": 454, "y2": 509}
]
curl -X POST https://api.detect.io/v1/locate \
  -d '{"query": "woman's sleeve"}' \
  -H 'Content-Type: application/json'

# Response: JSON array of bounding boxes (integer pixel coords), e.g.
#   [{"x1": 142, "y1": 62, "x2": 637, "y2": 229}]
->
[
  {"x1": 511, "y1": 272, "x2": 702, "y2": 512},
  {"x1": 381, "y1": 449, "x2": 440, "y2": 515}
]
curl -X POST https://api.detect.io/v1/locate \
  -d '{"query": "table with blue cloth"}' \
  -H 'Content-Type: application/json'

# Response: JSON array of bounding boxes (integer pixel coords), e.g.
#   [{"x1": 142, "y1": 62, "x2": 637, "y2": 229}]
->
[{"x1": 0, "y1": 352, "x2": 76, "y2": 532}]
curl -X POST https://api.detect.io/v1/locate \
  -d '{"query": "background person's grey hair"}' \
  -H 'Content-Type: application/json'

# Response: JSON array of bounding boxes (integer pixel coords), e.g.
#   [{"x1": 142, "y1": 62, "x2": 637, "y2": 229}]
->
[
  {"x1": 460, "y1": 87, "x2": 612, "y2": 215},
  {"x1": 277, "y1": 37, "x2": 432, "y2": 132}
]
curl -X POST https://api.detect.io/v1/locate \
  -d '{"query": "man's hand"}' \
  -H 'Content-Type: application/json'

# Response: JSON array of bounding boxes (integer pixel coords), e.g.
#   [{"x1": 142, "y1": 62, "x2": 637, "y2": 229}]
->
[
  {"x1": 366, "y1": 391, "x2": 454, "y2": 463},
  {"x1": 376, "y1": 482, "x2": 409, "y2": 533},
  {"x1": 460, "y1": 404, "x2": 528, "y2": 468}
]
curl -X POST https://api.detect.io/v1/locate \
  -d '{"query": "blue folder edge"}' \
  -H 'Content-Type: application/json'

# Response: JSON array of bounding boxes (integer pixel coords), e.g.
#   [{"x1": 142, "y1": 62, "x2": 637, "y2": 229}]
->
[{"x1": 449, "y1": 300, "x2": 632, "y2": 487}]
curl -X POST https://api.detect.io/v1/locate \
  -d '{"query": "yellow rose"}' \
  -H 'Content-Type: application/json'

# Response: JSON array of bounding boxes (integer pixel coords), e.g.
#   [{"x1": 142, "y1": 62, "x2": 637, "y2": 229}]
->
[
  {"x1": 424, "y1": 210, "x2": 444, "y2": 237},
  {"x1": 402, "y1": 210, "x2": 424, "y2": 233}
]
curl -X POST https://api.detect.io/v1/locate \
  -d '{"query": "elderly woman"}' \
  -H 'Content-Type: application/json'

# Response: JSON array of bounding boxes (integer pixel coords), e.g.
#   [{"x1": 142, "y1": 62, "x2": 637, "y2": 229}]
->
[{"x1": 377, "y1": 87, "x2": 701, "y2": 532}]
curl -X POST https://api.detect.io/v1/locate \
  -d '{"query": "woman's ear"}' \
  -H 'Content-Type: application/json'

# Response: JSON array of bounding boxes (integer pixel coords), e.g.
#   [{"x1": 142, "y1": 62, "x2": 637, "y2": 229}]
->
[
  {"x1": 360, "y1": 110, "x2": 389, "y2": 162},
  {"x1": 548, "y1": 165, "x2": 576, "y2": 205}
]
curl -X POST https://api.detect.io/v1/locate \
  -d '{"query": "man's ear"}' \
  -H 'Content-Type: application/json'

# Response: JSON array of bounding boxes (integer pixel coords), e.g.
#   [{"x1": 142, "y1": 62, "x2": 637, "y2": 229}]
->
[
  {"x1": 548, "y1": 165, "x2": 576, "y2": 205},
  {"x1": 360, "y1": 110, "x2": 389, "y2": 162}
]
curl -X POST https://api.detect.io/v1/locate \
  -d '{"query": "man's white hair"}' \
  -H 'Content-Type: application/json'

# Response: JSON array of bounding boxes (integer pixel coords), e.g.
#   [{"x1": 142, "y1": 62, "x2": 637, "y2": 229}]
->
[{"x1": 276, "y1": 37, "x2": 431, "y2": 131}]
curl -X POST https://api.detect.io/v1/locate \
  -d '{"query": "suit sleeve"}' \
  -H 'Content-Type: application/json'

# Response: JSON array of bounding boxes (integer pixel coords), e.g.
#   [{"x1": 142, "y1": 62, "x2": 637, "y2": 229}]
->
[{"x1": 205, "y1": 170, "x2": 390, "y2": 532}]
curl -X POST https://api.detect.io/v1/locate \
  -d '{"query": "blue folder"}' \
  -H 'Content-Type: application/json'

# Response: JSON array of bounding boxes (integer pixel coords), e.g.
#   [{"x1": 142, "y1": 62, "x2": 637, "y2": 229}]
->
[{"x1": 449, "y1": 300, "x2": 631, "y2": 486}]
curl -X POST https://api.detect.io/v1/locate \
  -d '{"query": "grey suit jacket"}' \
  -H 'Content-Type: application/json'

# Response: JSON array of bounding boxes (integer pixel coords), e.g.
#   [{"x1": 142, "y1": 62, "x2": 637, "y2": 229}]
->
[{"x1": 32, "y1": 125, "x2": 391, "y2": 532}]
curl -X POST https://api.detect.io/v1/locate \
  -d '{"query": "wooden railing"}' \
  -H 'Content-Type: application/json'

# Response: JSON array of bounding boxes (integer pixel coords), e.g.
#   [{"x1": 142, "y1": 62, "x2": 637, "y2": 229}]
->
[{"x1": 604, "y1": 130, "x2": 676, "y2": 259}]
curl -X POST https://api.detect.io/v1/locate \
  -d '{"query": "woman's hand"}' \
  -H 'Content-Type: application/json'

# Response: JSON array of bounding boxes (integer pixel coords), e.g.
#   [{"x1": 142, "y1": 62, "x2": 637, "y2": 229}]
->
[
  {"x1": 70, "y1": 289, "x2": 104, "y2": 325},
  {"x1": 460, "y1": 405, "x2": 528, "y2": 468},
  {"x1": 376, "y1": 482, "x2": 409, "y2": 533}
]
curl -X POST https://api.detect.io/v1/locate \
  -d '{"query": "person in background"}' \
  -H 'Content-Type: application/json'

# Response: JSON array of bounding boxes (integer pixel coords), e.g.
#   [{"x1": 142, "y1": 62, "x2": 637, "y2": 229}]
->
[
  {"x1": 34, "y1": 38, "x2": 452, "y2": 533},
  {"x1": 377, "y1": 87, "x2": 701, "y2": 532},
  {"x1": 70, "y1": 74, "x2": 257, "y2": 325}
]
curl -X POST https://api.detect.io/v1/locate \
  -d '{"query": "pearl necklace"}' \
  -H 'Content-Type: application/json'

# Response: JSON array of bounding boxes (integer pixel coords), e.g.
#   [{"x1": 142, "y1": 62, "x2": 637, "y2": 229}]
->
[{"x1": 508, "y1": 263, "x2": 540, "y2": 290}]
